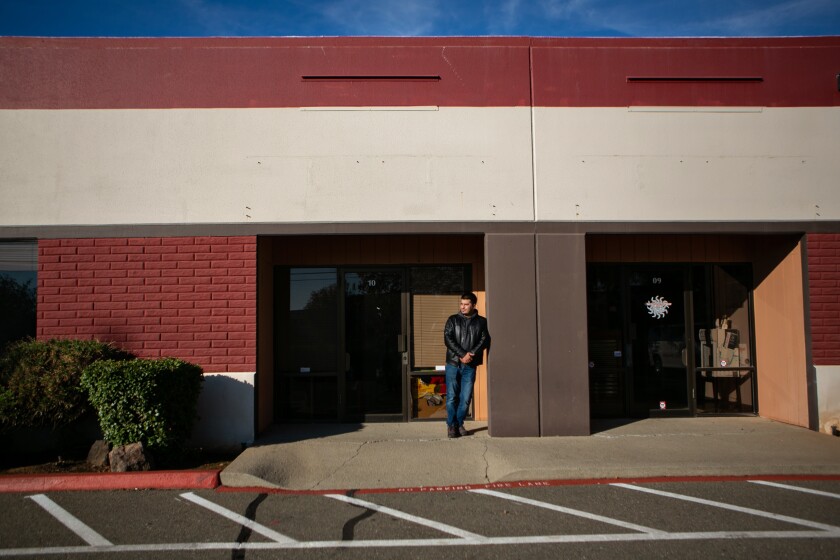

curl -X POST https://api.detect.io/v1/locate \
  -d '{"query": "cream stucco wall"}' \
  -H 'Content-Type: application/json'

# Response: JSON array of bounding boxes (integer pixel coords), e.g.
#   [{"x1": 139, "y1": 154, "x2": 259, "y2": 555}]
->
[
  {"x1": 0, "y1": 107, "x2": 534, "y2": 226},
  {"x1": 533, "y1": 107, "x2": 840, "y2": 222},
  {"x1": 5, "y1": 106, "x2": 839, "y2": 228}
]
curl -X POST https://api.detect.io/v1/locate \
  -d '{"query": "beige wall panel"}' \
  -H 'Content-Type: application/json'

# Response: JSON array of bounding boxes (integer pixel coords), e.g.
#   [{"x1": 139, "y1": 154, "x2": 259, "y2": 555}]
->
[
  {"x1": 753, "y1": 242, "x2": 810, "y2": 427},
  {"x1": 816, "y1": 365, "x2": 840, "y2": 436},
  {"x1": 0, "y1": 107, "x2": 534, "y2": 226},
  {"x1": 534, "y1": 107, "x2": 840, "y2": 222}
]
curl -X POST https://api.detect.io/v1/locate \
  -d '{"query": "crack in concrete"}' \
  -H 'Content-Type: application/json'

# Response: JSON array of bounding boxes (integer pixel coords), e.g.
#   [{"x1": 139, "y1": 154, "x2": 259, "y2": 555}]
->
[
  {"x1": 310, "y1": 441, "x2": 368, "y2": 491},
  {"x1": 594, "y1": 431, "x2": 754, "y2": 439},
  {"x1": 481, "y1": 439, "x2": 490, "y2": 482}
]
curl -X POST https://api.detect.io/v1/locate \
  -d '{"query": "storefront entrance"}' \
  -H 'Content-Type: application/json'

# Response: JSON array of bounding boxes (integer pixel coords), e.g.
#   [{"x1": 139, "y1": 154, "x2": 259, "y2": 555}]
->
[
  {"x1": 273, "y1": 263, "x2": 471, "y2": 422},
  {"x1": 587, "y1": 263, "x2": 756, "y2": 418}
]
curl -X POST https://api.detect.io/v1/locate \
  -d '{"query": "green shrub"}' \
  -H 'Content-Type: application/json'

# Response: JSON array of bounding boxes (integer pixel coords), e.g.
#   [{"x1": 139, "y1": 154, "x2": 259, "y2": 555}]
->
[
  {"x1": 81, "y1": 358, "x2": 203, "y2": 454},
  {"x1": 0, "y1": 338, "x2": 134, "y2": 430}
]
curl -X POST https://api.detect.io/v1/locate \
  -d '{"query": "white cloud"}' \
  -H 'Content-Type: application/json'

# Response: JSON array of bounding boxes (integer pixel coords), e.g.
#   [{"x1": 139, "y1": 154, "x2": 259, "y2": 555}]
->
[
  {"x1": 698, "y1": 0, "x2": 838, "y2": 35},
  {"x1": 499, "y1": 0, "x2": 523, "y2": 32},
  {"x1": 316, "y1": 0, "x2": 443, "y2": 36},
  {"x1": 178, "y1": 0, "x2": 270, "y2": 35},
  {"x1": 535, "y1": 0, "x2": 840, "y2": 37},
  {"x1": 539, "y1": 0, "x2": 595, "y2": 20}
]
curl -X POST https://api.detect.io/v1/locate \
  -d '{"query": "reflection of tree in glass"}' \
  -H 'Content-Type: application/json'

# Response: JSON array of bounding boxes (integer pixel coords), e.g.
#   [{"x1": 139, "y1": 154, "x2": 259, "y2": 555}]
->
[
  {"x1": 0, "y1": 275, "x2": 36, "y2": 350},
  {"x1": 352, "y1": 272, "x2": 401, "y2": 295},
  {"x1": 304, "y1": 284, "x2": 337, "y2": 311}
]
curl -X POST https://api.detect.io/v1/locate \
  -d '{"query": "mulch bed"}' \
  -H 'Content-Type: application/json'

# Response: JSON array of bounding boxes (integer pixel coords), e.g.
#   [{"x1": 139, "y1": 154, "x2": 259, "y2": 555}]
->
[{"x1": 0, "y1": 449, "x2": 236, "y2": 475}]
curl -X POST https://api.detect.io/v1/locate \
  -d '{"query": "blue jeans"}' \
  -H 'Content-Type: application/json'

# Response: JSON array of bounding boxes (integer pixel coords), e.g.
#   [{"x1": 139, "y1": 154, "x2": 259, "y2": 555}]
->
[{"x1": 445, "y1": 362, "x2": 476, "y2": 427}]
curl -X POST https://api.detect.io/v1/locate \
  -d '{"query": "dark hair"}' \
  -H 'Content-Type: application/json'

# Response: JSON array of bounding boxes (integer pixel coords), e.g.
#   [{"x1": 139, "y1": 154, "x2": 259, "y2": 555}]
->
[{"x1": 460, "y1": 292, "x2": 477, "y2": 305}]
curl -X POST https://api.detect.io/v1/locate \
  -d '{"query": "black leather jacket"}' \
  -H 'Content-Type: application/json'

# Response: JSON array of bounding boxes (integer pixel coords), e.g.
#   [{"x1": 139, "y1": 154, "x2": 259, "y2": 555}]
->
[{"x1": 444, "y1": 312, "x2": 490, "y2": 366}]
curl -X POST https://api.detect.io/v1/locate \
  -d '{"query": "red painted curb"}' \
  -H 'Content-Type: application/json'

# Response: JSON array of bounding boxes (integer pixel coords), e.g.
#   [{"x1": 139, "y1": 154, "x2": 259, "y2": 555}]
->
[
  {"x1": 215, "y1": 473, "x2": 840, "y2": 496},
  {"x1": 0, "y1": 470, "x2": 221, "y2": 493}
]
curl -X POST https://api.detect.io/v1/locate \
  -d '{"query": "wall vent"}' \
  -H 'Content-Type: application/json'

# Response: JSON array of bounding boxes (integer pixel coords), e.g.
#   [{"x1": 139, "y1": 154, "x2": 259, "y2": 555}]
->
[
  {"x1": 302, "y1": 75, "x2": 441, "y2": 82},
  {"x1": 627, "y1": 76, "x2": 763, "y2": 83}
]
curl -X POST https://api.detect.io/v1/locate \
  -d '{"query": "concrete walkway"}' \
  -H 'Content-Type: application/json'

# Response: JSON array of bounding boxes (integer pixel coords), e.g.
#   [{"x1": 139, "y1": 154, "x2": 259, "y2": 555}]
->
[{"x1": 220, "y1": 416, "x2": 840, "y2": 491}]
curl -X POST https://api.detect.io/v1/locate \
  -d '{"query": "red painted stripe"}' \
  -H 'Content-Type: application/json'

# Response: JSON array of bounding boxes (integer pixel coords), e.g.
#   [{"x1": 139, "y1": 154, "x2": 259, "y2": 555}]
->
[
  {"x1": 214, "y1": 474, "x2": 840, "y2": 495},
  {"x1": 0, "y1": 39, "x2": 531, "y2": 109},
  {"x1": 1, "y1": 37, "x2": 838, "y2": 108},
  {"x1": 532, "y1": 43, "x2": 840, "y2": 107},
  {"x1": 0, "y1": 470, "x2": 221, "y2": 493}
]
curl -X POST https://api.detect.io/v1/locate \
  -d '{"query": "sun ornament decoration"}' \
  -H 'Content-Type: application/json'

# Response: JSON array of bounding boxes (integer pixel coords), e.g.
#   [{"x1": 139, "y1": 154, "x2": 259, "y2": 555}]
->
[{"x1": 645, "y1": 295, "x2": 672, "y2": 319}]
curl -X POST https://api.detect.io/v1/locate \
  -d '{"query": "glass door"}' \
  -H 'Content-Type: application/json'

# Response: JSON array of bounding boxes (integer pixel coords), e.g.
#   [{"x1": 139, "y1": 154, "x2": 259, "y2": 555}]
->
[
  {"x1": 588, "y1": 264, "x2": 691, "y2": 418},
  {"x1": 343, "y1": 269, "x2": 407, "y2": 421},
  {"x1": 626, "y1": 266, "x2": 690, "y2": 416}
]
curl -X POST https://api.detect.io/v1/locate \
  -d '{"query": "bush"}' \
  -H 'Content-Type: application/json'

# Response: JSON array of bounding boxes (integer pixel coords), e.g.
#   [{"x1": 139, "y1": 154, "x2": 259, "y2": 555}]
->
[
  {"x1": 81, "y1": 358, "x2": 203, "y2": 455},
  {"x1": 0, "y1": 338, "x2": 134, "y2": 430}
]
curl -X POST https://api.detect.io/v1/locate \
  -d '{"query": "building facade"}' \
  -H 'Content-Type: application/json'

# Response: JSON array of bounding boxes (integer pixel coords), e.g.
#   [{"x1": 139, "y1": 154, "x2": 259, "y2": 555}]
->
[{"x1": 1, "y1": 36, "x2": 839, "y2": 446}]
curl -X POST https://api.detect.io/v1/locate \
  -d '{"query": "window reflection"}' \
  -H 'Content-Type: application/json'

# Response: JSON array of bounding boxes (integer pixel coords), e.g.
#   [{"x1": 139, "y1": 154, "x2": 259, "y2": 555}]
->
[
  {"x1": 0, "y1": 241, "x2": 37, "y2": 350},
  {"x1": 695, "y1": 264, "x2": 755, "y2": 414},
  {"x1": 278, "y1": 268, "x2": 338, "y2": 373}
]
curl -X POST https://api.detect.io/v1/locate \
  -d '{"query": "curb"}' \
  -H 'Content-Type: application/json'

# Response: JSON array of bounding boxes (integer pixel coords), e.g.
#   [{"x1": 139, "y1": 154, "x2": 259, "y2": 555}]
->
[
  {"x1": 2, "y1": 471, "x2": 839, "y2": 494},
  {"x1": 215, "y1": 473, "x2": 840, "y2": 495},
  {"x1": 0, "y1": 470, "x2": 221, "y2": 493}
]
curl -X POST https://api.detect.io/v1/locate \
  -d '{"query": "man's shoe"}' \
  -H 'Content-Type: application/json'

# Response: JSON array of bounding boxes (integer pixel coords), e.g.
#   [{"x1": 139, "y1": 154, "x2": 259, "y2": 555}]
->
[
  {"x1": 458, "y1": 425, "x2": 469, "y2": 437},
  {"x1": 447, "y1": 425, "x2": 459, "y2": 439}
]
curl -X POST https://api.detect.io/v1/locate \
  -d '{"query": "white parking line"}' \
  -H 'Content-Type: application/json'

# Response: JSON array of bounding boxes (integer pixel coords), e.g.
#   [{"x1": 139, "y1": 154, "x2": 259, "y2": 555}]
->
[
  {"x1": 749, "y1": 480, "x2": 840, "y2": 499},
  {"x1": 469, "y1": 488, "x2": 667, "y2": 534},
  {"x1": 611, "y1": 483, "x2": 840, "y2": 532},
  {"x1": 6, "y1": 483, "x2": 840, "y2": 557},
  {"x1": 325, "y1": 493, "x2": 487, "y2": 541},
  {"x1": 1, "y1": 529, "x2": 839, "y2": 556},
  {"x1": 179, "y1": 492, "x2": 297, "y2": 543},
  {"x1": 26, "y1": 494, "x2": 112, "y2": 547}
]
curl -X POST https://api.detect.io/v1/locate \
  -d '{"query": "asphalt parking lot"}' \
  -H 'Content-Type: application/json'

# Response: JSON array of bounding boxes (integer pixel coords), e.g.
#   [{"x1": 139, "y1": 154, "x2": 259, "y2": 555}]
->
[{"x1": 1, "y1": 477, "x2": 838, "y2": 559}]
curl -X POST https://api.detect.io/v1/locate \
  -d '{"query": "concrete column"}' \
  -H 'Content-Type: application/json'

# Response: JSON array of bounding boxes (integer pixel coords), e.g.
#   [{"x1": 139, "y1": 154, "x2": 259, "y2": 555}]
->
[
  {"x1": 485, "y1": 234, "x2": 540, "y2": 436},
  {"x1": 536, "y1": 234, "x2": 590, "y2": 436}
]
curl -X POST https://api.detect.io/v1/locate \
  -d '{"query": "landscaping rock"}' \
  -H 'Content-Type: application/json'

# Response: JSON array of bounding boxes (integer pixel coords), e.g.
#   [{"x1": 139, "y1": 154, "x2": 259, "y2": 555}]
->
[
  {"x1": 87, "y1": 440, "x2": 111, "y2": 467},
  {"x1": 108, "y1": 442, "x2": 154, "y2": 472}
]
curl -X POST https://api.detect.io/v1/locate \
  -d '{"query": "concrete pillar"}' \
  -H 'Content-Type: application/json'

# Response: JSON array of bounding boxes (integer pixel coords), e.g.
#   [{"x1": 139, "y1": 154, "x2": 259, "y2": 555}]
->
[
  {"x1": 536, "y1": 234, "x2": 590, "y2": 436},
  {"x1": 485, "y1": 234, "x2": 540, "y2": 436}
]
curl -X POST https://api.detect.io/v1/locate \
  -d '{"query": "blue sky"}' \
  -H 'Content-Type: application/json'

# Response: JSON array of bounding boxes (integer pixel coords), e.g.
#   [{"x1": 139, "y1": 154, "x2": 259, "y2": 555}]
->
[{"x1": 1, "y1": 0, "x2": 838, "y2": 37}]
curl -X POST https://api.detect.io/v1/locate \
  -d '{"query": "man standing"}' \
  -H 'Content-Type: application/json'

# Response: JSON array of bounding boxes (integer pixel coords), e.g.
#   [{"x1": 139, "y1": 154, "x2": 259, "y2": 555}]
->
[{"x1": 443, "y1": 292, "x2": 490, "y2": 438}]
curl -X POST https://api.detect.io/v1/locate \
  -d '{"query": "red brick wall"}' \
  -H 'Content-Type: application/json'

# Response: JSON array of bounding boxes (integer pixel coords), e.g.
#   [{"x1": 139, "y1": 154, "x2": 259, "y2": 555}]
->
[
  {"x1": 37, "y1": 236, "x2": 256, "y2": 373},
  {"x1": 808, "y1": 233, "x2": 840, "y2": 366}
]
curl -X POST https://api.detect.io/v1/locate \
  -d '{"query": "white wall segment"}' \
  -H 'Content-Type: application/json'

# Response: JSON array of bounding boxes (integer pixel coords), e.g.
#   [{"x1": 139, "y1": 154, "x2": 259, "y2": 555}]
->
[
  {"x1": 533, "y1": 107, "x2": 840, "y2": 222},
  {"x1": 188, "y1": 372, "x2": 255, "y2": 451},
  {"x1": 0, "y1": 107, "x2": 534, "y2": 226},
  {"x1": 816, "y1": 365, "x2": 840, "y2": 436},
  {"x1": 3, "y1": 106, "x2": 838, "y2": 226}
]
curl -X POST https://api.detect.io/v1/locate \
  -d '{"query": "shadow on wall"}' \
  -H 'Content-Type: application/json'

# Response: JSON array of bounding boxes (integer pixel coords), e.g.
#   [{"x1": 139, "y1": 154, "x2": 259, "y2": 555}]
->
[{"x1": 188, "y1": 372, "x2": 255, "y2": 452}]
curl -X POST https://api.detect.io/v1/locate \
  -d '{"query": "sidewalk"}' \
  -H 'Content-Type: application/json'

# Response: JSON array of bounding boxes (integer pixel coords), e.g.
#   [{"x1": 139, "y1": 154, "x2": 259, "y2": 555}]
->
[
  {"x1": 220, "y1": 416, "x2": 840, "y2": 491},
  {"x1": 2, "y1": 416, "x2": 838, "y2": 493}
]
